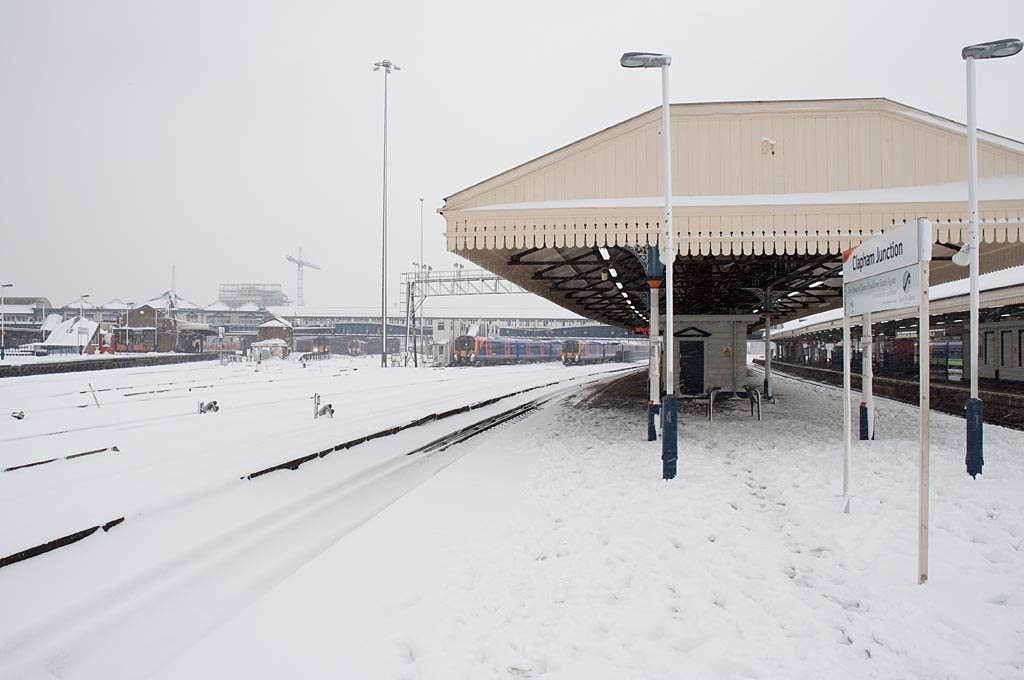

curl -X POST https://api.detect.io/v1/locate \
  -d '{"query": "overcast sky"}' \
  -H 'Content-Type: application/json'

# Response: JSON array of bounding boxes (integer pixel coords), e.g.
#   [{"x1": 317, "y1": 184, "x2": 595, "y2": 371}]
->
[{"x1": 1, "y1": 0, "x2": 1022, "y2": 312}]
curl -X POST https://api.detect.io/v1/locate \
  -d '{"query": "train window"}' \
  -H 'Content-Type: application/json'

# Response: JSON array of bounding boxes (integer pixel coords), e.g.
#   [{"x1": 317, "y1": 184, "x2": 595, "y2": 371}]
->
[
  {"x1": 1001, "y1": 330, "x2": 1012, "y2": 367},
  {"x1": 983, "y1": 331, "x2": 994, "y2": 366},
  {"x1": 1020, "y1": 330, "x2": 1024, "y2": 367},
  {"x1": 438, "y1": 322, "x2": 445, "y2": 331}
]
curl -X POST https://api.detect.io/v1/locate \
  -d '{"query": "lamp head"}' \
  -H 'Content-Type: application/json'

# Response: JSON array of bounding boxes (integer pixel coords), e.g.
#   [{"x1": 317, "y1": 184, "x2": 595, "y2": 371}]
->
[
  {"x1": 962, "y1": 38, "x2": 1023, "y2": 60},
  {"x1": 620, "y1": 52, "x2": 671, "y2": 68}
]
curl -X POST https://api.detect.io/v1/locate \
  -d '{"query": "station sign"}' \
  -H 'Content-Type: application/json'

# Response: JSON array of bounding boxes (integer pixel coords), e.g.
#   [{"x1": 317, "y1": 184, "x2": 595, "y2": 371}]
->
[
  {"x1": 844, "y1": 263, "x2": 920, "y2": 316},
  {"x1": 839, "y1": 217, "x2": 932, "y2": 585},
  {"x1": 842, "y1": 222, "x2": 919, "y2": 283}
]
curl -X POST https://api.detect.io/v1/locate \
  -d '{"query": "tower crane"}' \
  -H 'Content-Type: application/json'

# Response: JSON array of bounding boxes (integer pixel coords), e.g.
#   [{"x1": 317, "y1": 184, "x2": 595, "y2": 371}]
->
[{"x1": 285, "y1": 247, "x2": 321, "y2": 306}]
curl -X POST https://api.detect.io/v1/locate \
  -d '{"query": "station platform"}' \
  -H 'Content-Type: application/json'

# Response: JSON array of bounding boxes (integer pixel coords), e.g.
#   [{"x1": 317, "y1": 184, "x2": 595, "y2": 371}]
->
[
  {"x1": 576, "y1": 366, "x2": 767, "y2": 421},
  {"x1": 151, "y1": 366, "x2": 1024, "y2": 679}
]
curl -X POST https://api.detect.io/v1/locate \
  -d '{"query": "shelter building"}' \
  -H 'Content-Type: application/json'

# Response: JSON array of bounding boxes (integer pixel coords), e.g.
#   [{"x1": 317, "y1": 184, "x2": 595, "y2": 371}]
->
[{"x1": 441, "y1": 98, "x2": 1024, "y2": 394}]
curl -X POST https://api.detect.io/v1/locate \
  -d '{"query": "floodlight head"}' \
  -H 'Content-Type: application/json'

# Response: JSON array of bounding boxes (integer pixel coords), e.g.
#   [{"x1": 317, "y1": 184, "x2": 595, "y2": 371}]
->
[
  {"x1": 620, "y1": 52, "x2": 671, "y2": 68},
  {"x1": 962, "y1": 38, "x2": 1023, "y2": 60},
  {"x1": 952, "y1": 243, "x2": 971, "y2": 267}
]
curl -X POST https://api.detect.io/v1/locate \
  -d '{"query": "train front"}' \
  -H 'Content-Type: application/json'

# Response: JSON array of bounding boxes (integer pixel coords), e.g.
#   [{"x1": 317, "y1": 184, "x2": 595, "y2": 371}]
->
[
  {"x1": 453, "y1": 335, "x2": 477, "y2": 366},
  {"x1": 561, "y1": 339, "x2": 581, "y2": 365}
]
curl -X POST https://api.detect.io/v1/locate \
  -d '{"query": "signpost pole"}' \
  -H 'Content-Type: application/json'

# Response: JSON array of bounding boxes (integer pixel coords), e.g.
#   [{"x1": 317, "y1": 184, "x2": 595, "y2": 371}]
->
[
  {"x1": 843, "y1": 222, "x2": 925, "y2": 524},
  {"x1": 918, "y1": 217, "x2": 932, "y2": 584},
  {"x1": 842, "y1": 309, "x2": 852, "y2": 514},
  {"x1": 648, "y1": 282, "x2": 661, "y2": 441},
  {"x1": 860, "y1": 310, "x2": 874, "y2": 440}
]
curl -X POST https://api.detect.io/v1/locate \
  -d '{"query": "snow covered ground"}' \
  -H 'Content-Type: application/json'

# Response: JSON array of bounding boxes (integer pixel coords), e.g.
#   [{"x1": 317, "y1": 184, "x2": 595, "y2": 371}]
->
[{"x1": 1, "y1": 357, "x2": 1023, "y2": 679}]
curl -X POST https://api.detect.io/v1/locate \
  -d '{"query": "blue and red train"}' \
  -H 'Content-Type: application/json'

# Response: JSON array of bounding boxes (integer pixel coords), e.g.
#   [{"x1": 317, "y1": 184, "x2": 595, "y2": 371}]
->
[
  {"x1": 453, "y1": 336, "x2": 562, "y2": 366},
  {"x1": 453, "y1": 335, "x2": 645, "y2": 366}
]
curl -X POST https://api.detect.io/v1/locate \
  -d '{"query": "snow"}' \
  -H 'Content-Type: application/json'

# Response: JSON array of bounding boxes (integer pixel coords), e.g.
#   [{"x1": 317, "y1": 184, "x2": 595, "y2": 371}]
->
[
  {"x1": 63, "y1": 297, "x2": 97, "y2": 309},
  {"x1": 145, "y1": 291, "x2": 202, "y2": 310},
  {"x1": 0, "y1": 304, "x2": 36, "y2": 316},
  {"x1": 0, "y1": 358, "x2": 1022, "y2": 679},
  {"x1": 257, "y1": 317, "x2": 292, "y2": 329},
  {"x1": 40, "y1": 314, "x2": 62, "y2": 332},
  {"x1": 39, "y1": 316, "x2": 98, "y2": 347}
]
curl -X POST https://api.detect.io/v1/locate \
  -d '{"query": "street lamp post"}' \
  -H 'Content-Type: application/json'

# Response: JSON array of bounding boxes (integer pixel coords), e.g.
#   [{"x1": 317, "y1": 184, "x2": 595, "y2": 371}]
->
[
  {"x1": 621, "y1": 51, "x2": 678, "y2": 480},
  {"x1": 125, "y1": 302, "x2": 134, "y2": 354},
  {"x1": 1, "y1": 283, "x2": 13, "y2": 360},
  {"x1": 79, "y1": 294, "x2": 90, "y2": 354},
  {"x1": 374, "y1": 58, "x2": 400, "y2": 368},
  {"x1": 959, "y1": 38, "x2": 1022, "y2": 477}
]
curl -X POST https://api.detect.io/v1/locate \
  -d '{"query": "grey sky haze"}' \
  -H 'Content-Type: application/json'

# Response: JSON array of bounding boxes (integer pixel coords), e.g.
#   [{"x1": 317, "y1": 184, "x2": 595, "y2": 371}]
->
[{"x1": 1, "y1": 0, "x2": 1022, "y2": 311}]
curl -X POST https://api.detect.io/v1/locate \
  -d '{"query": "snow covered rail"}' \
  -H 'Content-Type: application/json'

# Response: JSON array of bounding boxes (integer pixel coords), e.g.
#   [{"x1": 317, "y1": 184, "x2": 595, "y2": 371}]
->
[
  {"x1": 0, "y1": 519, "x2": 125, "y2": 570},
  {"x1": 244, "y1": 369, "x2": 638, "y2": 479},
  {"x1": 0, "y1": 366, "x2": 642, "y2": 572},
  {"x1": 406, "y1": 399, "x2": 549, "y2": 455},
  {"x1": 0, "y1": 352, "x2": 220, "y2": 379}
]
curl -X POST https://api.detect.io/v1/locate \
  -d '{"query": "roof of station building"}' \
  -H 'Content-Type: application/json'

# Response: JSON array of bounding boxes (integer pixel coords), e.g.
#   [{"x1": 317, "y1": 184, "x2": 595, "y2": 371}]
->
[{"x1": 442, "y1": 98, "x2": 1024, "y2": 329}]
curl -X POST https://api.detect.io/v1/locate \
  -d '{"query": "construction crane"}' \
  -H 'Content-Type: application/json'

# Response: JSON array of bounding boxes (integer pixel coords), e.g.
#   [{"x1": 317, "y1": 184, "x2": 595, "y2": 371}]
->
[{"x1": 285, "y1": 247, "x2": 321, "y2": 306}]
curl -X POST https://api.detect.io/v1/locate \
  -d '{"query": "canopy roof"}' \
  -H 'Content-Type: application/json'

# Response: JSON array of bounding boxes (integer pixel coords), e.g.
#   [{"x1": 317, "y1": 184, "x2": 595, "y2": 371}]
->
[
  {"x1": 42, "y1": 317, "x2": 98, "y2": 347},
  {"x1": 442, "y1": 98, "x2": 1024, "y2": 329}
]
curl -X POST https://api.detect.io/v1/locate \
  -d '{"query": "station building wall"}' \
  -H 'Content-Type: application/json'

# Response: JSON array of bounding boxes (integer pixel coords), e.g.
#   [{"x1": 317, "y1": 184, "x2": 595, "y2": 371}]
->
[{"x1": 669, "y1": 315, "x2": 758, "y2": 395}]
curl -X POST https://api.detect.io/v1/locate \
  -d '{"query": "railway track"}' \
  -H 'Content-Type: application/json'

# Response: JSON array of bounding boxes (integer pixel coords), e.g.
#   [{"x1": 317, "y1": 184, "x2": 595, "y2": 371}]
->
[
  {"x1": 750, "y1": 361, "x2": 1024, "y2": 431},
  {"x1": 0, "y1": 367, "x2": 638, "y2": 570},
  {"x1": 0, "y1": 369, "x2": 639, "y2": 679}
]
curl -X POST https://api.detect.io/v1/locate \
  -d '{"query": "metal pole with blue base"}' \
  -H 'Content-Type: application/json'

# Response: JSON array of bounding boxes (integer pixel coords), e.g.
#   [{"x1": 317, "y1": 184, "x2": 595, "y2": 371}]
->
[
  {"x1": 620, "y1": 51, "x2": 677, "y2": 477},
  {"x1": 662, "y1": 394, "x2": 678, "y2": 479},
  {"x1": 957, "y1": 38, "x2": 1021, "y2": 477},
  {"x1": 966, "y1": 398, "x2": 984, "y2": 477}
]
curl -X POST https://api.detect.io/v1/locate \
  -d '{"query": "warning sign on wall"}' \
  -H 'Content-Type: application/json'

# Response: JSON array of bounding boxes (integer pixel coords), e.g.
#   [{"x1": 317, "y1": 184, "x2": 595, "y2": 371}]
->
[{"x1": 723, "y1": 346, "x2": 732, "y2": 359}]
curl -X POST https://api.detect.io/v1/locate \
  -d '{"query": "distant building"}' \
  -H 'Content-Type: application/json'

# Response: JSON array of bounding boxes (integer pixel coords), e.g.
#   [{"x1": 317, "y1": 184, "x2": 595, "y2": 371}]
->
[{"x1": 218, "y1": 283, "x2": 290, "y2": 308}]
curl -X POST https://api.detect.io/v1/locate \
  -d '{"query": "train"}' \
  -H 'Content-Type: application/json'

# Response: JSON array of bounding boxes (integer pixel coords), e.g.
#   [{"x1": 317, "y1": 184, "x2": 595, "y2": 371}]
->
[
  {"x1": 886, "y1": 337, "x2": 963, "y2": 375},
  {"x1": 347, "y1": 338, "x2": 367, "y2": 356},
  {"x1": 452, "y1": 335, "x2": 647, "y2": 367},
  {"x1": 453, "y1": 336, "x2": 562, "y2": 366},
  {"x1": 561, "y1": 339, "x2": 638, "y2": 365}
]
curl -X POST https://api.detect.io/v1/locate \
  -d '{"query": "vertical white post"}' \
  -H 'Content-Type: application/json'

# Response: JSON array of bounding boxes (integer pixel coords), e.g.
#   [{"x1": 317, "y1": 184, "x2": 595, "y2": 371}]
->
[
  {"x1": 404, "y1": 279, "x2": 412, "y2": 366},
  {"x1": 842, "y1": 310, "x2": 851, "y2": 514},
  {"x1": 649, "y1": 284, "x2": 661, "y2": 404},
  {"x1": 966, "y1": 57, "x2": 980, "y2": 402},
  {"x1": 918, "y1": 217, "x2": 932, "y2": 584},
  {"x1": 862, "y1": 310, "x2": 874, "y2": 439},
  {"x1": 661, "y1": 64, "x2": 674, "y2": 396},
  {"x1": 764, "y1": 316, "x2": 773, "y2": 398},
  {"x1": 381, "y1": 67, "x2": 389, "y2": 368}
]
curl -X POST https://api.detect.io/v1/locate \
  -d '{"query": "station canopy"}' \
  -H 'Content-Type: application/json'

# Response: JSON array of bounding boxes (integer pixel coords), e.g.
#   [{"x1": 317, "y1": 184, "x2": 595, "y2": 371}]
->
[{"x1": 442, "y1": 98, "x2": 1024, "y2": 330}]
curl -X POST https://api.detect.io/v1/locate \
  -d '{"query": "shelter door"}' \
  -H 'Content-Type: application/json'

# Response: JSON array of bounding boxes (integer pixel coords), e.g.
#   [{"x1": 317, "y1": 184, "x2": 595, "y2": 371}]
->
[{"x1": 679, "y1": 341, "x2": 705, "y2": 395}]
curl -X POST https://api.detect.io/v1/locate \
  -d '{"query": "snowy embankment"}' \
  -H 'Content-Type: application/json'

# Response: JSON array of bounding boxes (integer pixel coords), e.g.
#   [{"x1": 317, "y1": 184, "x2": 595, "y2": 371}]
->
[
  {"x1": 0, "y1": 356, "x2": 639, "y2": 679},
  {"x1": 151, "y1": 368, "x2": 1023, "y2": 680}
]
